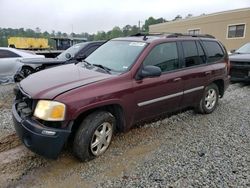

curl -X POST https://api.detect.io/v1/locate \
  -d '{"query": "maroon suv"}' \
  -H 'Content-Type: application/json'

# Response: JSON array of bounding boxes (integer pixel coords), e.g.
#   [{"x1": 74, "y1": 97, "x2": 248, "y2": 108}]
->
[{"x1": 12, "y1": 33, "x2": 230, "y2": 161}]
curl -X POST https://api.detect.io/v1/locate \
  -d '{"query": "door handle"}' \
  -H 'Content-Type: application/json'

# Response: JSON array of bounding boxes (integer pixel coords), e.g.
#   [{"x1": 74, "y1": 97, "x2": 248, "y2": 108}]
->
[
  {"x1": 205, "y1": 71, "x2": 212, "y2": 75},
  {"x1": 173, "y1": 77, "x2": 182, "y2": 82}
]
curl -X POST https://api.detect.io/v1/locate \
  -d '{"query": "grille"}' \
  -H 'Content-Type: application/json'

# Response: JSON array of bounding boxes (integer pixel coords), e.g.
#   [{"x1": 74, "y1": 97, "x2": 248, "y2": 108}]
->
[
  {"x1": 230, "y1": 61, "x2": 250, "y2": 66},
  {"x1": 230, "y1": 69, "x2": 248, "y2": 78},
  {"x1": 15, "y1": 87, "x2": 35, "y2": 118}
]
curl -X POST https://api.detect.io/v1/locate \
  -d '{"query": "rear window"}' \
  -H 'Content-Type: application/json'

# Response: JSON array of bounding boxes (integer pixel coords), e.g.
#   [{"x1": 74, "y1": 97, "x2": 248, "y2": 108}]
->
[{"x1": 202, "y1": 41, "x2": 224, "y2": 63}]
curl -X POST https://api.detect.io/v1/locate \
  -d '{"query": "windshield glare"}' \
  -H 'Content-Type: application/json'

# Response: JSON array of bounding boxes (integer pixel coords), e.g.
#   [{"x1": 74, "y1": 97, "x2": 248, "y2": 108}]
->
[
  {"x1": 57, "y1": 43, "x2": 86, "y2": 60},
  {"x1": 85, "y1": 40, "x2": 147, "y2": 72},
  {"x1": 236, "y1": 43, "x2": 250, "y2": 54}
]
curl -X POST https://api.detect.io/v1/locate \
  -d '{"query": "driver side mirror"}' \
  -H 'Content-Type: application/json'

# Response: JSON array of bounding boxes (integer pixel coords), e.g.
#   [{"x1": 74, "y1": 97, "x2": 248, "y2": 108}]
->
[
  {"x1": 137, "y1": 65, "x2": 161, "y2": 80},
  {"x1": 76, "y1": 54, "x2": 87, "y2": 61}
]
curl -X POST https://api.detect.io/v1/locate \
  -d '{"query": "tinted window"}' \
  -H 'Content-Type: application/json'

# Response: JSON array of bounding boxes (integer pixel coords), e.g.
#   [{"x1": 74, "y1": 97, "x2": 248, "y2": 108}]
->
[
  {"x1": 202, "y1": 41, "x2": 224, "y2": 63},
  {"x1": 81, "y1": 45, "x2": 100, "y2": 57},
  {"x1": 143, "y1": 42, "x2": 179, "y2": 72},
  {"x1": 0, "y1": 49, "x2": 21, "y2": 58},
  {"x1": 182, "y1": 41, "x2": 205, "y2": 67},
  {"x1": 57, "y1": 43, "x2": 87, "y2": 60}
]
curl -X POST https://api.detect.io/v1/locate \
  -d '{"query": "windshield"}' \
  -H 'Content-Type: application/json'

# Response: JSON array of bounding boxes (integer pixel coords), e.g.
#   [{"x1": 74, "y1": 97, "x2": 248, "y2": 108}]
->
[
  {"x1": 57, "y1": 42, "x2": 87, "y2": 60},
  {"x1": 235, "y1": 43, "x2": 250, "y2": 54},
  {"x1": 84, "y1": 40, "x2": 147, "y2": 73}
]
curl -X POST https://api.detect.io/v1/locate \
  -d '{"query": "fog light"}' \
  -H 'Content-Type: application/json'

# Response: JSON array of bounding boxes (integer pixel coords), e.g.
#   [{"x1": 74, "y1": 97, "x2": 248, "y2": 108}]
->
[{"x1": 41, "y1": 130, "x2": 56, "y2": 136}]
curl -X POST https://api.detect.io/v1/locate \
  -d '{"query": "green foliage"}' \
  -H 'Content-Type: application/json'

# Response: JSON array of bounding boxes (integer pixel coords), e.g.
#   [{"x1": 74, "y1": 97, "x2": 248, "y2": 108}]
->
[
  {"x1": 0, "y1": 16, "x2": 168, "y2": 46},
  {"x1": 142, "y1": 17, "x2": 166, "y2": 32}
]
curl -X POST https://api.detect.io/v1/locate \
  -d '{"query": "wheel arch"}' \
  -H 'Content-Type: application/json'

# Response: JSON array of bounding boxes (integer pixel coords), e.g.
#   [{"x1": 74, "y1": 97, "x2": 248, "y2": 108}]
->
[
  {"x1": 21, "y1": 65, "x2": 35, "y2": 71},
  {"x1": 71, "y1": 103, "x2": 126, "y2": 137},
  {"x1": 212, "y1": 79, "x2": 224, "y2": 98}
]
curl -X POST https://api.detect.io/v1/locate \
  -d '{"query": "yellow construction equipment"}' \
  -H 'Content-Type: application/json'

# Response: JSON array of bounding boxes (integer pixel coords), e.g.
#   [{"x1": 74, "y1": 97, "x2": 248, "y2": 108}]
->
[{"x1": 8, "y1": 37, "x2": 50, "y2": 49}]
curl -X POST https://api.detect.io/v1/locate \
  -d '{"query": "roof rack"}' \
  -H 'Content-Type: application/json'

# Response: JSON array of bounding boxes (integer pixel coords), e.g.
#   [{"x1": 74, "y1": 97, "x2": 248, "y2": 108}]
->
[
  {"x1": 130, "y1": 32, "x2": 164, "y2": 40},
  {"x1": 130, "y1": 32, "x2": 215, "y2": 39},
  {"x1": 166, "y1": 33, "x2": 215, "y2": 39},
  {"x1": 130, "y1": 32, "x2": 163, "y2": 37}
]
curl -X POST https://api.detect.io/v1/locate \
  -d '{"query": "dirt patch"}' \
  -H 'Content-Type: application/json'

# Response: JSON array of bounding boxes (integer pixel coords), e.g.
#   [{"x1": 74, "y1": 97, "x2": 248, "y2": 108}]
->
[{"x1": 0, "y1": 133, "x2": 21, "y2": 152}]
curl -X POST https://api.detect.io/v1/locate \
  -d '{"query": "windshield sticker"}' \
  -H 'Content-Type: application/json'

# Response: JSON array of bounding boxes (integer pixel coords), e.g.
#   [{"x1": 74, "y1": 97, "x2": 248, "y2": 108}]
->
[
  {"x1": 123, "y1": 66, "x2": 128, "y2": 69},
  {"x1": 129, "y1": 42, "x2": 146, "y2": 47}
]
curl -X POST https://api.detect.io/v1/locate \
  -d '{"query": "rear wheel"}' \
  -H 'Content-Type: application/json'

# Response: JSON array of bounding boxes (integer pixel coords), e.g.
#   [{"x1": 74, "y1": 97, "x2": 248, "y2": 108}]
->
[
  {"x1": 73, "y1": 111, "x2": 115, "y2": 161},
  {"x1": 195, "y1": 83, "x2": 219, "y2": 114}
]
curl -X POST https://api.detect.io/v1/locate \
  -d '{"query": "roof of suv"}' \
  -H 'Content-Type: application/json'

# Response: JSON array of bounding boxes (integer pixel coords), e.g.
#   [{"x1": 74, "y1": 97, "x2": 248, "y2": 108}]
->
[{"x1": 112, "y1": 33, "x2": 217, "y2": 43}]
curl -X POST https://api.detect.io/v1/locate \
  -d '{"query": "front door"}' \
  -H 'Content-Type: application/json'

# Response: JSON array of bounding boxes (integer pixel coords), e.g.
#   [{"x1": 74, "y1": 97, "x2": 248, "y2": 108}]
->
[{"x1": 132, "y1": 42, "x2": 184, "y2": 122}]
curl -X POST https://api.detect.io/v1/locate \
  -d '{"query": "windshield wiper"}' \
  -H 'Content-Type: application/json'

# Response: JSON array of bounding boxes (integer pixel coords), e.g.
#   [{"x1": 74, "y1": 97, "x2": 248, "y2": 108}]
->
[
  {"x1": 92, "y1": 64, "x2": 111, "y2": 74},
  {"x1": 82, "y1": 60, "x2": 92, "y2": 66}
]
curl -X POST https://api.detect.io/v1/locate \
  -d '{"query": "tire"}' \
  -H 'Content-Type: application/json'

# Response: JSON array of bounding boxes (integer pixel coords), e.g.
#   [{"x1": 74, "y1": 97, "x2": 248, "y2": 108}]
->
[
  {"x1": 73, "y1": 111, "x2": 115, "y2": 161},
  {"x1": 20, "y1": 66, "x2": 34, "y2": 78},
  {"x1": 195, "y1": 83, "x2": 219, "y2": 114}
]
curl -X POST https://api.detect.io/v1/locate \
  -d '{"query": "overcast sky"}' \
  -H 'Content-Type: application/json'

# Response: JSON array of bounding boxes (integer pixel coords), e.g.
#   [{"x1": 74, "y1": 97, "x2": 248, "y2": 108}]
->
[{"x1": 0, "y1": 0, "x2": 250, "y2": 34}]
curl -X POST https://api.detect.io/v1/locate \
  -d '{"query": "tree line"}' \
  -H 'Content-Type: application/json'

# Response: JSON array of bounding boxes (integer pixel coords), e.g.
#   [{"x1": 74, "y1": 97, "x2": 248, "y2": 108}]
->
[{"x1": 0, "y1": 15, "x2": 197, "y2": 48}]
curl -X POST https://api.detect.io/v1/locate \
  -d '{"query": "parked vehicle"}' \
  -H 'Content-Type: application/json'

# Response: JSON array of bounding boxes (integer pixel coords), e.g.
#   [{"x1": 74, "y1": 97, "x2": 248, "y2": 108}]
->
[
  {"x1": 12, "y1": 33, "x2": 230, "y2": 161},
  {"x1": 0, "y1": 47, "x2": 44, "y2": 83},
  {"x1": 15, "y1": 41, "x2": 105, "y2": 81},
  {"x1": 229, "y1": 42, "x2": 250, "y2": 82}
]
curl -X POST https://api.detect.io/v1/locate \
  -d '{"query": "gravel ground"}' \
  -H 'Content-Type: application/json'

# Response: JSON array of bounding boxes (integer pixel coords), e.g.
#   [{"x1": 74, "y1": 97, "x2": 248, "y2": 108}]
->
[
  {"x1": 0, "y1": 84, "x2": 15, "y2": 139},
  {"x1": 0, "y1": 83, "x2": 249, "y2": 188}
]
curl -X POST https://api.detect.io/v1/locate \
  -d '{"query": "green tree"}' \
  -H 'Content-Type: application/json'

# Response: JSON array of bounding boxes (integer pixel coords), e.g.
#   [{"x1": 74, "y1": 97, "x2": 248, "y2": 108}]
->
[
  {"x1": 109, "y1": 26, "x2": 123, "y2": 39},
  {"x1": 123, "y1": 25, "x2": 132, "y2": 36},
  {"x1": 143, "y1": 17, "x2": 166, "y2": 32},
  {"x1": 94, "y1": 31, "x2": 107, "y2": 40}
]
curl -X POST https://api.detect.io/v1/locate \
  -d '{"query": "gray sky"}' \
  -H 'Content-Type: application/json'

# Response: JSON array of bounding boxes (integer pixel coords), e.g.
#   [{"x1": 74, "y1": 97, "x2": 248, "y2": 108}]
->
[{"x1": 0, "y1": 0, "x2": 250, "y2": 34}]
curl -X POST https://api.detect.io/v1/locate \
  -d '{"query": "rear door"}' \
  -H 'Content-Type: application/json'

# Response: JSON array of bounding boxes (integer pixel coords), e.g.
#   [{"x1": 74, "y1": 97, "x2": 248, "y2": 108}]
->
[
  {"x1": 133, "y1": 42, "x2": 184, "y2": 122},
  {"x1": 201, "y1": 40, "x2": 227, "y2": 81},
  {"x1": 179, "y1": 40, "x2": 212, "y2": 108},
  {"x1": 0, "y1": 49, "x2": 21, "y2": 76}
]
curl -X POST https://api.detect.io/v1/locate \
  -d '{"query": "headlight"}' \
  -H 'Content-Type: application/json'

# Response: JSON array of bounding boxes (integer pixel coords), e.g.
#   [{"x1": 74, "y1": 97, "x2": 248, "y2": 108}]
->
[{"x1": 34, "y1": 100, "x2": 66, "y2": 121}]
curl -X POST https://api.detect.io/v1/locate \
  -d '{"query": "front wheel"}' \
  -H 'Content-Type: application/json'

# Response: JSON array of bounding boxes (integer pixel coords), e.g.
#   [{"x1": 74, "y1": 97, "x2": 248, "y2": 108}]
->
[
  {"x1": 20, "y1": 66, "x2": 34, "y2": 78},
  {"x1": 195, "y1": 83, "x2": 219, "y2": 114},
  {"x1": 73, "y1": 111, "x2": 115, "y2": 161}
]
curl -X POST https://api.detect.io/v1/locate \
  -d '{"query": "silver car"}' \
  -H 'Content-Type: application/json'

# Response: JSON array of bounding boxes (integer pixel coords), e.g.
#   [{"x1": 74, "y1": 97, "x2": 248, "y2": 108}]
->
[{"x1": 0, "y1": 47, "x2": 44, "y2": 83}]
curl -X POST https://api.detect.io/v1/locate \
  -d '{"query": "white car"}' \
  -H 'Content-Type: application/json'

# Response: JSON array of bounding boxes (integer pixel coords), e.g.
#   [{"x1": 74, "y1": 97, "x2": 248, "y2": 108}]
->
[{"x1": 0, "y1": 47, "x2": 44, "y2": 83}]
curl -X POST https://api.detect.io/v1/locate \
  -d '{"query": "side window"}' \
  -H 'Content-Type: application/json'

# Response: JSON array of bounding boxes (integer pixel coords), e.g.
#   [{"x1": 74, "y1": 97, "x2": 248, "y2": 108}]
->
[
  {"x1": 182, "y1": 41, "x2": 205, "y2": 67},
  {"x1": 0, "y1": 49, "x2": 21, "y2": 58},
  {"x1": 202, "y1": 41, "x2": 224, "y2": 63},
  {"x1": 84, "y1": 45, "x2": 101, "y2": 57},
  {"x1": 143, "y1": 42, "x2": 179, "y2": 72}
]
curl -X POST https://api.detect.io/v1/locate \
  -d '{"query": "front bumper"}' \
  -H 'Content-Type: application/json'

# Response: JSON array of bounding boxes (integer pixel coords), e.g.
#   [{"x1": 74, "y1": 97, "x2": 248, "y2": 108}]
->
[
  {"x1": 230, "y1": 65, "x2": 250, "y2": 82},
  {"x1": 12, "y1": 102, "x2": 72, "y2": 159}
]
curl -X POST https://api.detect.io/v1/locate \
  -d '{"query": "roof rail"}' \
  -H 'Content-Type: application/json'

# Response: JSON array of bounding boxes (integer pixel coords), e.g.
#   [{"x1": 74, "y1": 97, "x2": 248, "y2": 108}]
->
[
  {"x1": 130, "y1": 32, "x2": 215, "y2": 39},
  {"x1": 166, "y1": 33, "x2": 215, "y2": 39},
  {"x1": 130, "y1": 32, "x2": 164, "y2": 40},
  {"x1": 130, "y1": 32, "x2": 163, "y2": 37}
]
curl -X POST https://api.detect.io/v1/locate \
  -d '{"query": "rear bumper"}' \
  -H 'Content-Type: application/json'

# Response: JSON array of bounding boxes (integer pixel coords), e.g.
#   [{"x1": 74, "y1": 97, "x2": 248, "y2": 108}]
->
[{"x1": 12, "y1": 103, "x2": 72, "y2": 159}]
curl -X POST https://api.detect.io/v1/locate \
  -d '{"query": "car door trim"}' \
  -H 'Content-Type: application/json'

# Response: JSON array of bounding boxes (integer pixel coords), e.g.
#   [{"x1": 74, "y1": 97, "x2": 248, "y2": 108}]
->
[
  {"x1": 183, "y1": 86, "x2": 204, "y2": 94},
  {"x1": 137, "y1": 86, "x2": 204, "y2": 107}
]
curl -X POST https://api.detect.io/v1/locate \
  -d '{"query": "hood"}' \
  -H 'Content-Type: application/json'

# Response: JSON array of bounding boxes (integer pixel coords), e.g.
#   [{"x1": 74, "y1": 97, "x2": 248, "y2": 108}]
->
[
  {"x1": 20, "y1": 58, "x2": 65, "y2": 65},
  {"x1": 20, "y1": 64, "x2": 113, "y2": 99},
  {"x1": 229, "y1": 53, "x2": 250, "y2": 62}
]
